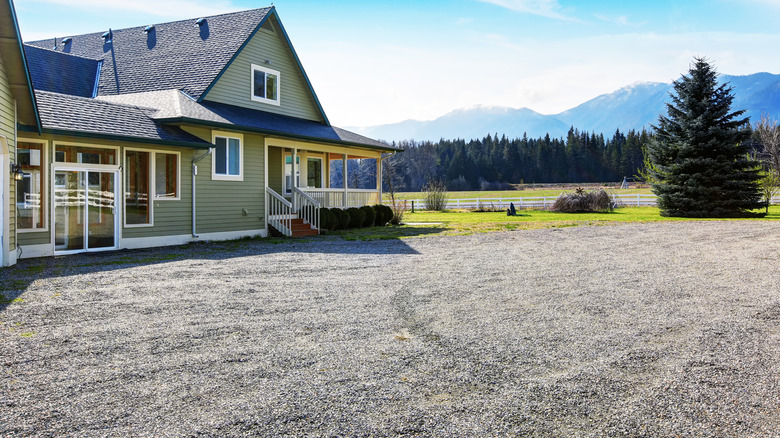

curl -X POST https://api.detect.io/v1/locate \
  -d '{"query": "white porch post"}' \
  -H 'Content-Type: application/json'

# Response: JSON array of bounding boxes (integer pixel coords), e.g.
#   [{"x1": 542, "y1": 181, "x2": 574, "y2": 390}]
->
[
  {"x1": 292, "y1": 148, "x2": 298, "y2": 209},
  {"x1": 342, "y1": 153, "x2": 348, "y2": 208},
  {"x1": 377, "y1": 157, "x2": 382, "y2": 205}
]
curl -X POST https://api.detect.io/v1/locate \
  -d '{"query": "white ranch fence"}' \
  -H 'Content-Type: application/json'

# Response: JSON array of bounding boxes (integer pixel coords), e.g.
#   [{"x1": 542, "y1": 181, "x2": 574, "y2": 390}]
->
[{"x1": 401, "y1": 194, "x2": 780, "y2": 211}]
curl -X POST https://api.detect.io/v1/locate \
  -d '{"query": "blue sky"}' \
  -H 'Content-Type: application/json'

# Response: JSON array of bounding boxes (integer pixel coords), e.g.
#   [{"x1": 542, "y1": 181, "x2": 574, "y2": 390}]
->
[{"x1": 13, "y1": 0, "x2": 780, "y2": 127}]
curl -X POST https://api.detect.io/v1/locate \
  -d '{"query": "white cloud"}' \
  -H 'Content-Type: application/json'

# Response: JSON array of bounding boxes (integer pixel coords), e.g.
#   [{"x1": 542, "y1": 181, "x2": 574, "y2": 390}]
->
[
  {"x1": 594, "y1": 14, "x2": 645, "y2": 27},
  {"x1": 477, "y1": 0, "x2": 577, "y2": 21}
]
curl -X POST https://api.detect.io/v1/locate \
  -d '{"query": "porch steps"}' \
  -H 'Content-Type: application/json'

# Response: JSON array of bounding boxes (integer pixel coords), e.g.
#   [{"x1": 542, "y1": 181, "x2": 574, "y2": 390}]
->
[{"x1": 290, "y1": 218, "x2": 319, "y2": 237}]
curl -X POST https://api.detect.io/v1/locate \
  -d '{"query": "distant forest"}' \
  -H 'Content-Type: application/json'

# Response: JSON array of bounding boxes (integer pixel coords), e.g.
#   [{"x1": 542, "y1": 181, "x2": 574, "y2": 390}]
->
[{"x1": 384, "y1": 128, "x2": 651, "y2": 192}]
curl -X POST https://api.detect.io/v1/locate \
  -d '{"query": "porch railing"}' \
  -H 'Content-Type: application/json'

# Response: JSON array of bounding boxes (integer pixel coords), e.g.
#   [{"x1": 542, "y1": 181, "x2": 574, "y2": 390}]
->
[
  {"x1": 300, "y1": 188, "x2": 380, "y2": 208},
  {"x1": 266, "y1": 187, "x2": 293, "y2": 237},
  {"x1": 292, "y1": 187, "x2": 320, "y2": 234}
]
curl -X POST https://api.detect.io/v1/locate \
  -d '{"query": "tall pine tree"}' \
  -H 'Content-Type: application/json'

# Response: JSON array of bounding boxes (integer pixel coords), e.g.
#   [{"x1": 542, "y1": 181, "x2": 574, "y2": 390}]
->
[{"x1": 647, "y1": 57, "x2": 763, "y2": 217}]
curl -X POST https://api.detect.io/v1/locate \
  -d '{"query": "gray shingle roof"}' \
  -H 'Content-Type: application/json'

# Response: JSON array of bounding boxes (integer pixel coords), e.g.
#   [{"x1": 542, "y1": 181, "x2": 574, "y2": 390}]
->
[
  {"x1": 97, "y1": 91, "x2": 400, "y2": 151},
  {"x1": 34, "y1": 90, "x2": 210, "y2": 147},
  {"x1": 24, "y1": 44, "x2": 100, "y2": 98},
  {"x1": 26, "y1": 8, "x2": 271, "y2": 100}
]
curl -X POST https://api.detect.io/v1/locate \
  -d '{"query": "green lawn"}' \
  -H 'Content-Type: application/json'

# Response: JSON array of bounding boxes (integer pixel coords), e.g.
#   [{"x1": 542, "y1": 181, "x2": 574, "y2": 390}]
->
[
  {"x1": 328, "y1": 206, "x2": 780, "y2": 240},
  {"x1": 386, "y1": 187, "x2": 653, "y2": 201}
]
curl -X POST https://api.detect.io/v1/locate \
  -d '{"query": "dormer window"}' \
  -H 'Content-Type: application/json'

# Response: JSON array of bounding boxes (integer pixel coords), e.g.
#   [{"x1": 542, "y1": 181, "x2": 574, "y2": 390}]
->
[{"x1": 251, "y1": 64, "x2": 280, "y2": 106}]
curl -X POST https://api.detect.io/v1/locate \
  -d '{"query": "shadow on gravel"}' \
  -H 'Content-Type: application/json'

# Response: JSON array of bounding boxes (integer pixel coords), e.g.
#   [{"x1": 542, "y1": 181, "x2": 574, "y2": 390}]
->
[{"x1": 0, "y1": 231, "x2": 428, "y2": 311}]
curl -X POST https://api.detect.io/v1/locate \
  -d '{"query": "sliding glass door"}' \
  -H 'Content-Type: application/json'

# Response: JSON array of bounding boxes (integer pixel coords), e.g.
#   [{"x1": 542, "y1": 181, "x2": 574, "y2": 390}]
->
[{"x1": 54, "y1": 170, "x2": 117, "y2": 252}]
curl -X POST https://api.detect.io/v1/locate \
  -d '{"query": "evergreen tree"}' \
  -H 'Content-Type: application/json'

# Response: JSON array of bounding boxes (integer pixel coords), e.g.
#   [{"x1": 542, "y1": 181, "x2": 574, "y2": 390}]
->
[{"x1": 647, "y1": 57, "x2": 763, "y2": 217}]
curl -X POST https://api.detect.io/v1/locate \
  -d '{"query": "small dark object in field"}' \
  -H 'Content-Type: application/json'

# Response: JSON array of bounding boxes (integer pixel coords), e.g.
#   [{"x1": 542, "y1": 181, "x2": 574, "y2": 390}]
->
[
  {"x1": 551, "y1": 189, "x2": 614, "y2": 213},
  {"x1": 507, "y1": 203, "x2": 517, "y2": 216}
]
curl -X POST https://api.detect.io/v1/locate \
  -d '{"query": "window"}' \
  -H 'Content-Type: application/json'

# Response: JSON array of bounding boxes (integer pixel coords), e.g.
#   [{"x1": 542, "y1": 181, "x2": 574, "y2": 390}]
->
[
  {"x1": 16, "y1": 141, "x2": 46, "y2": 230},
  {"x1": 155, "y1": 152, "x2": 179, "y2": 199},
  {"x1": 212, "y1": 134, "x2": 243, "y2": 181},
  {"x1": 307, "y1": 157, "x2": 323, "y2": 188},
  {"x1": 251, "y1": 64, "x2": 280, "y2": 105},
  {"x1": 284, "y1": 155, "x2": 299, "y2": 194},
  {"x1": 56, "y1": 144, "x2": 116, "y2": 165},
  {"x1": 125, "y1": 150, "x2": 151, "y2": 226}
]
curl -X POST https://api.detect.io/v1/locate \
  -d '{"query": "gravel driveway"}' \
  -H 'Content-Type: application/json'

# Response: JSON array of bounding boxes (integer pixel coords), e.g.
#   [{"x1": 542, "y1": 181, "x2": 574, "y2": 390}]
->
[{"x1": 2, "y1": 221, "x2": 780, "y2": 437}]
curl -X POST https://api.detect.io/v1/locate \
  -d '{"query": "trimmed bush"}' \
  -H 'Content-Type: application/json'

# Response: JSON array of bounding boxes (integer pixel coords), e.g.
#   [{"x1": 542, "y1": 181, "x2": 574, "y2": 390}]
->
[
  {"x1": 360, "y1": 205, "x2": 376, "y2": 227},
  {"x1": 373, "y1": 204, "x2": 392, "y2": 226},
  {"x1": 346, "y1": 207, "x2": 365, "y2": 229},
  {"x1": 319, "y1": 208, "x2": 337, "y2": 231},
  {"x1": 551, "y1": 188, "x2": 614, "y2": 213},
  {"x1": 332, "y1": 208, "x2": 350, "y2": 230}
]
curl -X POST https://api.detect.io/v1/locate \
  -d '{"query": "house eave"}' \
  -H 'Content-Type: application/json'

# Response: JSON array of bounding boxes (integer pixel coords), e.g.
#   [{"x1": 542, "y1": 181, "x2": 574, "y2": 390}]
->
[
  {"x1": 17, "y1": 124, "x2": 212, "y2": 149},
  {"x1": 157, "y1": 116, "x2": 401, "y2": 152}
]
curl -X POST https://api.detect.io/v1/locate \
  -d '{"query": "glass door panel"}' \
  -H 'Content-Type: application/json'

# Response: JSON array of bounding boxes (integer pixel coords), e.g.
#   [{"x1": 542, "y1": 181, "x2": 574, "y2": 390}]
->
[
  {"x1": 54, "y1": 170, "x2": 85, "y2": 251},
  {"x1": 54, "y1": 170, "x2": 116, "y2": 252},
  {"x1": 87, "y1": 172, "x2": 115, "y2": 249}
]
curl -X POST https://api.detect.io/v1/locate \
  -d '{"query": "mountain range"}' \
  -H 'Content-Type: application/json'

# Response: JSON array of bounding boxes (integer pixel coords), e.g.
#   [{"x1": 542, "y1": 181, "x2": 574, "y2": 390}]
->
[{"x1": 351, "y1": 72, "x2": 780, "y2": 142}]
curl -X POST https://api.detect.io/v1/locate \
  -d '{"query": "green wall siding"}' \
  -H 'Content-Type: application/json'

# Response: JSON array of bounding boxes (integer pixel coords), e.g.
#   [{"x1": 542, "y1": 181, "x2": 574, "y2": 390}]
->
[
  {"x1": 0, "y1": 56, "x2": 16, "y2": 251},
  {"x1": 193, "y1": 132, "x2": 265, "y2": 234},
  {"x1": 203, "y1": 16, "x2": 323, "y2": 122},
  {"x1": 268, "y1": 146, "x2": 282, "y2": 194}
]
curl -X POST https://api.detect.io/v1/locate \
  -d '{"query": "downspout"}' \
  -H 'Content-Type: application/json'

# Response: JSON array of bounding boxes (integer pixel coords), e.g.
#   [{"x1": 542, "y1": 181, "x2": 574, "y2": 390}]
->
[{"x1": 191, "y1": 148, "x2": 212, "y2": 238}]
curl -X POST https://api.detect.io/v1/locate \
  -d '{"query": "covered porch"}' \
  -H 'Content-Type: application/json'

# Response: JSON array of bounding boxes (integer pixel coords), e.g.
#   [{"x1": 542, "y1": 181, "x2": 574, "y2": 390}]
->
[{"x1": 265, "y1": 139, "x2": 388, "y2": 236}]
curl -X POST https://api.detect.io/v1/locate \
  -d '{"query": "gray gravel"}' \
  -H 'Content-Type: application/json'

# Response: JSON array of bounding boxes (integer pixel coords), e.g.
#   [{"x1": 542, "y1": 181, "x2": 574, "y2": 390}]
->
[{"x1": 2, "y1": 221, "x2": 780, "y2": 437}]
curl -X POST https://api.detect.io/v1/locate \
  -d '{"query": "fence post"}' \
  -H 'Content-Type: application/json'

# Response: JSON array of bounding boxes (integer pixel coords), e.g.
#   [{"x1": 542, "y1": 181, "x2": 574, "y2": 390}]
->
[{"x1": 411, "y1": 200, "x2": 415, "y2": 213}]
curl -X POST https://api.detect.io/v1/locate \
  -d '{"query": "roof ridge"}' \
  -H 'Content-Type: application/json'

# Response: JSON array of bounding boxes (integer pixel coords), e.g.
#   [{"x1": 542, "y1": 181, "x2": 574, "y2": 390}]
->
[{"x1": 26, "y1": 7, "x2": 274, "y2": 44}]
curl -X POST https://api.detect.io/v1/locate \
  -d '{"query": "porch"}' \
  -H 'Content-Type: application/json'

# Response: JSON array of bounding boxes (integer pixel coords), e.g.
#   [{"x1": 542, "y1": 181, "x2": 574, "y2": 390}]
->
[{"x1": 265, "y1": 143, "x2": 385, "y2": 237}]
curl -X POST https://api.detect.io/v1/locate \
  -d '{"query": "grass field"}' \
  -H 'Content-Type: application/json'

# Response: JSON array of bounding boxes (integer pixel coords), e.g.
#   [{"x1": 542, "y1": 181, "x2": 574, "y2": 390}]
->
[
  {"x1": 385, "y1": 186, "x2": 653, "y2": 201},
  {"x1": 329, "y1": 206, "x2": 780, "y2": 240}
]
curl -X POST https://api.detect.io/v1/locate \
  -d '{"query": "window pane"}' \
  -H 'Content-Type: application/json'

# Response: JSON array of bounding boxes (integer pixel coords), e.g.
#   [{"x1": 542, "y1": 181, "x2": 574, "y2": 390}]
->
[
  {"x1": 56, "y1": 145, "x2": 116, "y2": 164},
  {"x1": 307, "y1": 157, "x2": 322, "y2": 188},
  {"x1": 215, "y1": 137, "x2": 227, "y2": 175},
  {"x1": 266, "y1": 73, "x2": 277, "y2": 100},
  {"x1": 16, "y1": 142, "x2": 44, "y2": 229},
  {"x1": 253, "y1": 70, "x2": 265, "y2": 98},
  {"x1": 155, "y1": 153, "x2": 178, "y2": 198},
  {"x1": 228, "y1": 138, "x2": 240, "y2": 175},
  {"x1": 125, "y1": 150, "x2": 150, "y2": 225}
]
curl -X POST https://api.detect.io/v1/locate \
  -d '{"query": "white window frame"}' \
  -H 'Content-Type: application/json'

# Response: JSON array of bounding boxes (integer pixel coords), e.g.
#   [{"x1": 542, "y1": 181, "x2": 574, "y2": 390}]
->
[
  {"x1": 153, "y1": 151, "x2": 181, "y2": 201},
  {"x1": 16, "y1": 139, "x2": 49, "y2": 233},
  {"x1": 250, "y1": 63, "x2": 281, "y2": 106},
  {"x1": 123, "y1": 148, "x2": 154, "y2": 228},
  {"x1": 306, "y1": 155, "x2": 324, "y2": 189},
  {"x1": 211, "y1": 132, "x2": 244, "y2": 182},
  {"x1": 283, "y1": 153, "x2": 299, "y2": 195}
]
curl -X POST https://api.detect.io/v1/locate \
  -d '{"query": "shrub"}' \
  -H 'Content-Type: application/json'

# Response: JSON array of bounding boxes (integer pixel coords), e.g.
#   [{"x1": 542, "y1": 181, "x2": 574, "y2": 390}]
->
[
  {"x1": 346, "y1": 207, "x2": 365, "y2": 229},
  {"x1": 551, "y1": 188, "x2": 614, "y2": 213},
  {"x1": 360, "y1": 205, "x2": 376, "y2": 227},
  {"x1": 373, "y1": 204, "x2": 392, "y2": 226},
  {"x1": 423, "y1": 179, "x2": 448, "y2": 211},
  {"x1": 319, "y1": 208, "x2": 337, "y2": 231},
  {"x1": 332, "y1": 208, "x2": 350, "y2": 230}
]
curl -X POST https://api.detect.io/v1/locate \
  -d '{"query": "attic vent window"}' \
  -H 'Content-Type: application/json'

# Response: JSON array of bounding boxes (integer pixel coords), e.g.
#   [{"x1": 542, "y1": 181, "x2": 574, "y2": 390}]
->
[
  {"x1": 251, "y1": 63, "x2": 280, "y2": 106},
  {"x1": 195, "y1": 18, "x2": 206, "y2": 26},
  {"x1": 144, "y1": 25, "x2": 155, "y2": 34}
]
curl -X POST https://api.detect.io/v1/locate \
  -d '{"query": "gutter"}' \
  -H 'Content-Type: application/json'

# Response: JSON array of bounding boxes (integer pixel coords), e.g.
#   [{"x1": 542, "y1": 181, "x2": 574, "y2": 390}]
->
[{"x1": 191, "y1": 148, "x2": 212, "y2": 238}]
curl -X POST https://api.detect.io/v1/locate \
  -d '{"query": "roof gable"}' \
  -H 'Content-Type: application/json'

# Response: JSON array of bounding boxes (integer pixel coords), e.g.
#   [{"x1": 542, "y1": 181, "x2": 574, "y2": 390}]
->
[
  {"x1": 201, "y1": 11, "x2": 329, "y2": 125},
  {"x1": 26, "y1": 8, "x2": 272, "y2": 100},
  {"x1": 0, "y1": 0, "x2": 40, "y2": 130},
  {"x1": 25, "y1": 44, "x2": 100, "y2": 98}
]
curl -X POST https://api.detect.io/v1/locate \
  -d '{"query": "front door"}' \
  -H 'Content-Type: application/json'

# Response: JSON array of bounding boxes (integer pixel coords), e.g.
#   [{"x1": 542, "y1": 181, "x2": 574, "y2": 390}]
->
[{"x1": 54, "y1": 169, "x2": 117, "y2": 253}]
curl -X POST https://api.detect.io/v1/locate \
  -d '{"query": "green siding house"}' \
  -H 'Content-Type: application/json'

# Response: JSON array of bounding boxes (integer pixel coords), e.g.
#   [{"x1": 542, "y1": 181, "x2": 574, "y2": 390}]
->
[
  {"x1": 0, "y1": 0, "x2": 40, "y2": 266},
  {"x1": 3, "y1": 3, "x2": 399, "y2": 261}
]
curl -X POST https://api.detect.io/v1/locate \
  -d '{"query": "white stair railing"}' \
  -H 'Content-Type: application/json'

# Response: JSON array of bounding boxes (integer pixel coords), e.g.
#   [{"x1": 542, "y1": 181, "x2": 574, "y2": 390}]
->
[
  {"x1": 292, "y1": 187, "x2": 320, "y2": 234},
  {"x1": 266, "y1": 187, "x2": 293, "y2": 237}
]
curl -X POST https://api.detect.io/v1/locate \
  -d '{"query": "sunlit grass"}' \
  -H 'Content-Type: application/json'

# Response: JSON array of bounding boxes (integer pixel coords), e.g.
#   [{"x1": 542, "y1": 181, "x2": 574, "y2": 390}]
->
[{"x1": 326, "y1": 206, "x2": 780, "y2": 240}]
